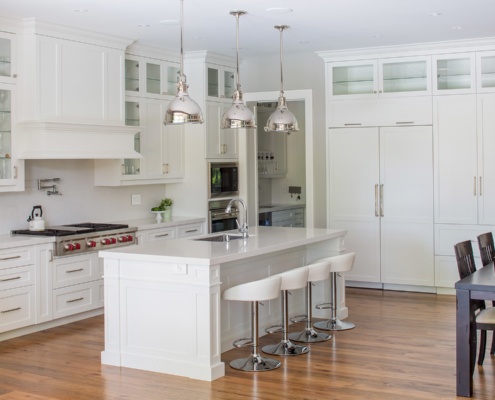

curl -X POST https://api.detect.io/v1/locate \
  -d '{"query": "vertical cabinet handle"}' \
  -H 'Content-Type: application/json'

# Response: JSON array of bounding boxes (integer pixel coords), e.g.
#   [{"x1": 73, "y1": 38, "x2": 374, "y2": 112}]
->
[
  {"x1": 474, "y1": 176, "x2": 477, "y2": 196},
  {"x1": 13, "y1": 166, "x2": 17, "y2": 179},
  {"x1": 479, "y1": 177, "x2": 483, "y2": 196},
  {"x1": 374, "y1": 184, "x2": 379, "y2": 217},
  {"x1": 380, "y1": 184, "x2": 384, "y2": 217}
]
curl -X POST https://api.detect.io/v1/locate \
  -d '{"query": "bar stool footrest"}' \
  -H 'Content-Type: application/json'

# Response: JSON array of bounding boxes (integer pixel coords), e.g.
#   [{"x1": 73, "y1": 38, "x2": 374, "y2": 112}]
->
[
  {"x1": 233, "y1": 337, "x2": 254, "y2": 348},
  {"x1": 315, "y1": 302, "x2": 332, "y2": 310},
  {"x1": 265, "y1": 324, "x2": 283, "y2": 334},
  {"x1": 290, "y1": 314, "x2": 308, "y2": 323}
]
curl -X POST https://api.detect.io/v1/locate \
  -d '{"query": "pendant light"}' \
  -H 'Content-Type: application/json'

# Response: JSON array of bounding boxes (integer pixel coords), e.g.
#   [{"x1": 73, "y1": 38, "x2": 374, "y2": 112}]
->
[
  {"x1": 164, "y1": 0, "x2": 203, "y2": 125},
  {"x1": 220, "y1": 11, "x2": 256, "y2": 129},
  {"x1": 265, "y1": 25, "x2": 299, "y2": 133}
]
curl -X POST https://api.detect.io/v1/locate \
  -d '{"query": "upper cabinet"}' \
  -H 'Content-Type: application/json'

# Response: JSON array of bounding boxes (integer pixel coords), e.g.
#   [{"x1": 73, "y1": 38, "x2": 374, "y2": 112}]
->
[
  {"x1": 432, "y1": 53, "x2": 476, "y2": 94},
  {"x1": 477, "y1": 51, "x2": 495, "y2": 93},
  {"x1": 0, "y1": 32, "x2": 16, "y2": 84},
  {"x1": 206, "y1": 63, "x2": 236, "y2": 102},
  {"x1": 125, "y1": 56, "x2": 179, "y2": 99},
  {"x1": 329, "y1": 56, "x2": 431, "y2": 99},
  {"x1": 205, "y1": 101, "x2": 237, "y2": 159}
]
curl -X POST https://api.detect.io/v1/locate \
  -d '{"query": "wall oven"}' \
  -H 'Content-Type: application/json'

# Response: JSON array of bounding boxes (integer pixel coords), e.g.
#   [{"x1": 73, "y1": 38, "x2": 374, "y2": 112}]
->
[
  {"x1": 209, "y1": 199, "x2": 239, "y2": 233},
  {"x1": 209, "y1": 162, "x2": 239, "y2": 198}
]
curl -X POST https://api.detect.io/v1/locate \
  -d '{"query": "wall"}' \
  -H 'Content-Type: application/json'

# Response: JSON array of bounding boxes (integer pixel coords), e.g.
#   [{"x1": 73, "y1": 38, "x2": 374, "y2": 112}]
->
[
  {"x1": 241, "y1": 52, "x2": 327, "y2": 227},
  {"x1": 0, "y1": 159, "x2": 169, "y2": 234}
]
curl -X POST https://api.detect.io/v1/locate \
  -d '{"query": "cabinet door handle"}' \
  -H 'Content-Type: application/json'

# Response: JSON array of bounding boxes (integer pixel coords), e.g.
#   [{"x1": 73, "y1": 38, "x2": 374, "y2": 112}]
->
[
  {"x1": 374, "y1": 184, "x2": 379, "y2": 217},
  {"x1": 0, "y1": 276, "x2": 21, "y2": 282},
  {"x1": 185, "y1": 229, "x2": 198, "y2": 233},
  {"x1": 396, "y1": 121, "x2": 414, "y2": 125},
  {"x1": 380, "y1": 184, "x2": 384, "y2": 217},
  {"x1": 344, "y1": 123, "x2": 362, "y2": 126},
  {"x1": 66, "y1": 268, "x2": 84, "y2": 274},
  {"x1": 1, "y1": 307, "x2": 21, "y2": 314},
  {"x1": 0, "y1": 255, "x2": 21, "y2": 262},
  {"x1": 474, "y1": 176, "x2": 477, "y2": 196},
  {"x1": 13, "y1": 166, "x2": 17, "y2": 179},
  {"x1": 480, "y1": 176, "x2": 483, "y2": 196},
  {"x1": 66, "y1": 297, "x2": 84, "y2": 303},
  {"x1": 155, "y1": 233, "x2": 170, "y2": 238},
  {"x1": 162, "y1": 164, "x2": 169, "y2": 174}
]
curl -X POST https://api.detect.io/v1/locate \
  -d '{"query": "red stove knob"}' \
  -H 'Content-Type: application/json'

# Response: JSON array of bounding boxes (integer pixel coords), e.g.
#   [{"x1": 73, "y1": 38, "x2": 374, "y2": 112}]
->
[
  {"x1": 64, "y1": 243, "x2": 75, "y2": 251},
  {"x1": 101, "y1": 238, "x2": 110, "y2": 245},
  {"x1": 74, "y1": 243, "x2": 81, "y2": 250},
  {"x1": 110, "y1": 237, "x2": 117, "y2": 244},
  {"x1": 126, "y1": 235, "x2": 134, "y2": 242},
  {"x1": 87, "y1": 240, "x2": 97, "y2": 248},
  {"x1": 118, "y1": 236, "x2": 127, "y2": 243}
]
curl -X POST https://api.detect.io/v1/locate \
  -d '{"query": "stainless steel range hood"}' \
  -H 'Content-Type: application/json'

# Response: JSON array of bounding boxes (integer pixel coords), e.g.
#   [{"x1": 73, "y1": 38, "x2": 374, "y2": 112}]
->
[{"x1": 17, "y1": 121, "x2": 143, "y2": 159}]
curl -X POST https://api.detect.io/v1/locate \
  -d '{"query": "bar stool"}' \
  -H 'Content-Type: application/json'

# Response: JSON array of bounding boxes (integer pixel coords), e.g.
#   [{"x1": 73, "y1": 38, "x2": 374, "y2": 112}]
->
[
  {"x1": 222, "y1": 275, "x2": 282, "y2": 371},
  {"x1": 262, "y1": 267, "x2": 310, "y2": 356},
  {"x1": 289, "y1": 259, "x2": 332, "y2": 343},
  {"x1": 314, "y1": 253, "x2": 356, "y2": 331}
]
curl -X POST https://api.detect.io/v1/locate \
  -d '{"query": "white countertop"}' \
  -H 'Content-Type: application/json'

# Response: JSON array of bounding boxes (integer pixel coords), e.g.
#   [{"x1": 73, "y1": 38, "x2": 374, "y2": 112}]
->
[
  {"x1": 0, "y1": 234, "x2": 55, "y2": 250},
  {"x1": 113, "y1": 216, "x2": 205, "y2": 231},
  {"x1": 100, "y1": 226, "x2": 346, "y2": 266},
  {"x1": 258, "y1": 203, "x2": 306, "y2": 213}
]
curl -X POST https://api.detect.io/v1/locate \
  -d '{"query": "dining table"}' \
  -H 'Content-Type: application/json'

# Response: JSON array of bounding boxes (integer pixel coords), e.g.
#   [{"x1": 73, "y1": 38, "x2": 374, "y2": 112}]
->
[{"x1": 455, "y1": 262, "x2": 495, "y2": 397}]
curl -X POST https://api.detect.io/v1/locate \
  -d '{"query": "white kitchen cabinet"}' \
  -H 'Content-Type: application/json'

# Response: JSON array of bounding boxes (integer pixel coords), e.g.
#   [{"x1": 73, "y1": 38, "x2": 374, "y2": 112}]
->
[
  {"x1": 477, "y1": 51, "x2": 495, "y2": 93},
  {"x1": 432, "y1": 94, "x2": 495, "y2": 225},
  {"x1": 0, "y1": 83, "x2": 24, "y2": 192},
  {"x1": 176, "y1": 223, "x2": 204, "y2": 238},
  {"x1": 0, "y1": 32, "x2": 16, "y2": 84},
  {"x1": 206, "y1": 64, "x2": 236, "y2": 102},
  {"x1": 125, "y1": 56, "x2": 179, "y2": 98},
  {"x1": 258, "y1": 129, "x2": 287, "y2": 177},
  {"x1": 328, "y1": 56, "x2": 431, "y2": 99},
  {"x1": 432, "y1": 53, "x2": 476, "y2": 94},
  {"x1": 94, "y1": 97, "x2": 185, "y2": 186},
  {"x1": 136, "y1": 226, "x2": 176, "y2": 244},
  {"x1": 271, "y1": 208, "x2": 305, "y2": 227},
  {"x1": 205, "y1": 101, "x2": 238, "y2": 159},
  {"x1": 328, "y1": 126, "x2": 434, "y2": 287}
]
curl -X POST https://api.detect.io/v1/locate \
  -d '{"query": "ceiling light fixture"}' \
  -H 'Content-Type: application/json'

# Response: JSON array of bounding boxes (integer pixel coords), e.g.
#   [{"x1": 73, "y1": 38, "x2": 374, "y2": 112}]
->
[
  {"x1": 221, "y1": 11, "x2": 256, "y2": 129},
  {"x1": 265, "y1": 25, "x2": 299, "y2": 133},
  {"x1": 164, "y1": 0, "x2": 203, "y2": 125}
]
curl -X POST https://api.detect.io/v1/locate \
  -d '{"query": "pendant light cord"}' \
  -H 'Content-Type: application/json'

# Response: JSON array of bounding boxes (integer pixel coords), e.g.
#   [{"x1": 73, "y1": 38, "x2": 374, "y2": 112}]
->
[
  {"x1": 231, "y1": 11, "x2": 245, "y2": 92},
  {"x1": 278, "y1": 26, "x2": 285, "y2": 95},
  {"x1": 179, "y1": 0, "x2": 185, "y2": 83}
]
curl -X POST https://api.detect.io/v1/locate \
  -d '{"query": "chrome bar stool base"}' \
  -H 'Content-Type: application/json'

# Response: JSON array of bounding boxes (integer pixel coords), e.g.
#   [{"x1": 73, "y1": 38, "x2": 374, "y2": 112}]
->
[
  {"x1": 288, "y1": 327, "x2": 331, "y2": 343},
  {"x1": 262, "y1": 340, "x2": 309, "y2": 356},
  {"x1": 230, "y1": 353, "x2": 281, "y2": 372},
  {"x1": 314, "y1": 318, "x2": 355, "y2": 331}
]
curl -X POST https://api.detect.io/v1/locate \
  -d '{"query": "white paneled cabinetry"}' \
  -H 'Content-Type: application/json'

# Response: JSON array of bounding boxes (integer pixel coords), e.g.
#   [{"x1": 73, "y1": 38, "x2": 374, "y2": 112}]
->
[{"x1": 205, "y1": 101, "x2": 238, "y2": 159}]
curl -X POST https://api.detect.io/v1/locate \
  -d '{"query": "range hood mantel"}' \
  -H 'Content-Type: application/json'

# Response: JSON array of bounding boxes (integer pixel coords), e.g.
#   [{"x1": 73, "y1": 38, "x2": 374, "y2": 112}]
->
[{"x1": 17, "y1": 121, "x2": 143, "y2": 159}]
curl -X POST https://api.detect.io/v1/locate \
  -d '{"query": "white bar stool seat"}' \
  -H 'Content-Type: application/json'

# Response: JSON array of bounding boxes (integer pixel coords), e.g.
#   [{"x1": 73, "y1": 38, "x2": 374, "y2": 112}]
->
[
  {"x1": 223, "y1": 275, "x2": 282, "y2": 372},
  {"x1": 314, "y1": 252, "x2": 356, "y2": 331},
  {"x1": 262, "y1": 267, "x2": 310, "y2": 356},
  {"x1": 289, "y1": 259, "x2": 332, "y2": 343}
]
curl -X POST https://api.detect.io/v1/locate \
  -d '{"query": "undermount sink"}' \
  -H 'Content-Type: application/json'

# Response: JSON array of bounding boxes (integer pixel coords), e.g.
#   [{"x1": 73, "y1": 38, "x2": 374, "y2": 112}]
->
[{"x1": 195, "y1": 233, "x2": 246, "y2": 242}]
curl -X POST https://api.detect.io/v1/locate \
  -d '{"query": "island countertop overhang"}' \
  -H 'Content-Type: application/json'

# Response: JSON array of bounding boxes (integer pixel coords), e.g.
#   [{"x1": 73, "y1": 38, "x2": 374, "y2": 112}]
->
[{"x1": 99, "y1": 226, "x2": 347, "y2": 266}]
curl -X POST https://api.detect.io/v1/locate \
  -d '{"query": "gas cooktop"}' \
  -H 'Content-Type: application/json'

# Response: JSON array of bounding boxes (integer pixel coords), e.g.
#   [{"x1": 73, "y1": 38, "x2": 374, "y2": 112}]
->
[{"x1": 11, "y1": 222, "x2": 129, "y2": 237}]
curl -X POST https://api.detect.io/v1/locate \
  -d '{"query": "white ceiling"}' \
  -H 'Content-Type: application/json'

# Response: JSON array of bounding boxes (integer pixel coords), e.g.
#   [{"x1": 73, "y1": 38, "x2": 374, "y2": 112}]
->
[{"x1": 1, "y1": 0, "x2": 495, "y2": 58}]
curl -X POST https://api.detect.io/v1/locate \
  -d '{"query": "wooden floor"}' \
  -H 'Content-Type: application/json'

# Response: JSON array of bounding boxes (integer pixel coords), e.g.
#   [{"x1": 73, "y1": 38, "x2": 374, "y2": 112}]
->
[{"x1": 0, "y1": 288, "x2": 493, "y2": 400}]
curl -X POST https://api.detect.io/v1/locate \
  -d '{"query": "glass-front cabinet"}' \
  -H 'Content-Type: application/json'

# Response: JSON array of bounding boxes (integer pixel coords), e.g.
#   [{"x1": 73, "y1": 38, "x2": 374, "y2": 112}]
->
[
  {"x1": 206, "y1": 64, "x2": 236, "y2": 101},
  {"x1": 123, "y1": 100, "x2": 141, "y2": 177},
  {"x1": 329, "y1": 56, "x2": 430, "y2": 99},
  {"x1": 0, "y1": 32, "x2": 15, "y2": 84},
  {"x1": 432, "y1": 53, "x2": 476, "y2": 94},
  {"x1": 477, "y1": 51, "x2": 495, "y2": 93},
  {"x1": 125, "y1": 57, "x2": 179, "y2": 98}
]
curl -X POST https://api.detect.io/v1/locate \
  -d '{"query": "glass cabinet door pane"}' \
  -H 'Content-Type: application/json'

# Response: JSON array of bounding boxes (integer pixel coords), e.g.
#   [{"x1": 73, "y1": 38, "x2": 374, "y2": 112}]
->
[
  {"x1": 125, "y1": 59, "x2": 139, "y2": 92},
  {"x1": 167, "y1": 66, "x2": 179, "y2": 95},
  {"x1": 480, "y1": 56, "x2": 495, "y2": 89},
  {"x1": 0, "y1": 38, "x2": 11, "y2": 78},
  {"x1": 224, "y1": 70, "x2": 235, "y2": 99},
  {"x1": 146, "y1": 63, "x2": 161, "y2": 94},
  {"x1": 382, "y1": 61, "x2": 427, "y2": 93},
  {"x1": 437, "y1": 58, "x2": 471, "y2": 90},
  {"x1": 0, "y1": 88, "x2": 11, "y2": 179},
  {"x1": 208, "y1": 67, "x2": 219, "y2": 97},
  {"x1": 332, "y1": 64, "x2": 374, "y2": 95},
  {"x1": 124, "y1": 101, "x2": 140, "y2": 176}
]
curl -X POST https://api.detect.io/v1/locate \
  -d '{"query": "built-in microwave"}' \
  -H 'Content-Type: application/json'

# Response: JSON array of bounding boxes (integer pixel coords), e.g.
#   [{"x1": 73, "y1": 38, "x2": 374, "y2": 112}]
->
[{"x1": 208, "y1": 162, "x2": 239, "y2": 198}]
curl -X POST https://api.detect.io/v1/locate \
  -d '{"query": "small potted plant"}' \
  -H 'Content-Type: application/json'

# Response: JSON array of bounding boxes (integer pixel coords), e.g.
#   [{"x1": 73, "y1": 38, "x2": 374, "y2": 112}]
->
[{"x1": 151, "y1": 198, "x2": 173, "y2": 222}]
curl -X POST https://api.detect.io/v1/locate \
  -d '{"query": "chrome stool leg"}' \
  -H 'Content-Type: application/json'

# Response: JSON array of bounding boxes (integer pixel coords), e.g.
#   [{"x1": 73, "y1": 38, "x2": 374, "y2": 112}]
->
[
  {"x1": 314, "y1": 272, "x2": 355, "y2": 331},
  {"x1": 289, "y1": 282, "x2": 331, "y2": 343},
  {"x1": 262, "y1": 290, "x2": 309, "y2": 356},
  {"x1": 230, "y1": 301, "x2": 281, "y2": 371}
]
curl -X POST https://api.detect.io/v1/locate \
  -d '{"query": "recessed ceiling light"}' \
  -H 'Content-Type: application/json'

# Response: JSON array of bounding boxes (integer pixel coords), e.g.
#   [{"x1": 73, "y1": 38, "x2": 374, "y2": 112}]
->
[
  {"x1": 371, "y1": 34, "x2": 381, "y2": 38},
  {"x1": 137, "y1": 24, "x2": 151, "y2": 28},
  {"x1": 265, "y1": 7, "x2": 293, "y2": 14},
  {"x1": 428, "y1": 12, "x2": 442, "y2": 17},
  {"x1": 160, "y1": 19, "x2": 179, "y2": 25},
  {"x1": 74, "y1": 9, "x2": 88, "y2": 13},
  {"x1": 451, "y1": 26, "x2": 464, "y2": 30}
]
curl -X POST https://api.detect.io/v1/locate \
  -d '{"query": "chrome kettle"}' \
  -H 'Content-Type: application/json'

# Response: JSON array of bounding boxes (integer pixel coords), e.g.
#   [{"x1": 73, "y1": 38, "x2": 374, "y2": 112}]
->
[{"x1": 27, "y1": 205, "x2": 45, "y2": 231}]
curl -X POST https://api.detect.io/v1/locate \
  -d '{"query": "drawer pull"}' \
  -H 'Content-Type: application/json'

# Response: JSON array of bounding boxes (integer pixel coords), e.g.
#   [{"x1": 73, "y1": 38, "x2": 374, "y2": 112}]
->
[
  {"x1": 66, "y1": 297, "x2": 84, "y2": 303},
  {"x1": 344, "y1": 123, "x2": 362, "y2": 126},
  {"x1": 66, "y1": 268, "x2": 84, "y2": 274},
  {"x1": 395, "y1": 121, "x2": 414, "y2": 125},
  {"x1": 155, "y1": 233, "x2": 170, "y2": 238},
  {"x1": 185, "y1": 229, "x2": 198, "y2": 233},
  {"x1": 0, "y1": 276, "x2": 21, "y2": 282},
  {"x1": 0, "y1": 255, "x2": 22, "y2": 262},
  {"x1": 1, "y1": 307, "x2": 21, "y2": 314}
]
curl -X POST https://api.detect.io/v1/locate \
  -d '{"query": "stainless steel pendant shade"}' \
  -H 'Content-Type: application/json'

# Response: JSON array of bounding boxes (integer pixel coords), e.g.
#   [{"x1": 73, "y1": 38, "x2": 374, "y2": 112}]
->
[
  {"x1": 164, "y1": 0, "x2": 203, "y2": 125},
  {"x1": 221, "y1": 11, "x2": 256, "y2": 129},
  {"x1": 265, "y1": 25, "x2": 299, "y2": 133}
]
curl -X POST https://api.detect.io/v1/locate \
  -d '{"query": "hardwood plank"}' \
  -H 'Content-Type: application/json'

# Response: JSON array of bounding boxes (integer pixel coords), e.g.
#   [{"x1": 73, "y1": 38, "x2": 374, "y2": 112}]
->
[{"x1": 0, "y1": 288, "x2": 493, "y2": 399}]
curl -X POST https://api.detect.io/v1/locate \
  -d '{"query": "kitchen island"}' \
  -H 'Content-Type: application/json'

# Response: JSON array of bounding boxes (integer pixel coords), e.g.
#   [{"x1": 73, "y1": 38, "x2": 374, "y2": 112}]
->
[{"x1": 99, "y1": 226, "x2": 347, "y2": 381}]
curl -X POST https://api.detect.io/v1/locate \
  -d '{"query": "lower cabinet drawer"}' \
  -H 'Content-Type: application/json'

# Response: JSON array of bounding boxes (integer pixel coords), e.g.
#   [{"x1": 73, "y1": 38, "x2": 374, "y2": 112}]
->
[
  {"x1": 177, "y1": 223, "x2": 204, "y2": 238},
  {"x1": 53, "y1": 254, "x2": 99, "y2": 289},
  {"x1": 146, "y1": 227, "x2": 176, "y2": 242},
  {"x1": 0, "y1": 286, "x2": 35, "y2": 333},
  {"x1": 0, "y1": 246, "x2": 34, "y2": 269},
  {"x1": 0, "y1": 264, "x2": 35, "y2": 291},
  {"x1": 52, "y1": 280, "x2": 102, "y2": 320}
]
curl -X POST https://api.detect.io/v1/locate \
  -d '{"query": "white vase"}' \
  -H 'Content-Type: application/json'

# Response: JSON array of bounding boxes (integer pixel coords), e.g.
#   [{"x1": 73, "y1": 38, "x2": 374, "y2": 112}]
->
[{"x1": 163, "y1": 208, "x2": 171, "y2": 221}]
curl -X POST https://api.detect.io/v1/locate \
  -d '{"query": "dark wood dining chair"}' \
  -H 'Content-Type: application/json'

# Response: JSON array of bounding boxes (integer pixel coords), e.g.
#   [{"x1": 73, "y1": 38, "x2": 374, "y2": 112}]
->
[
  {"x1": 477, "y1": 232, "x2": 495, "y2": 267},
  {"x1": 455, "y1": 240, "x2": 495, "y2": 366}
]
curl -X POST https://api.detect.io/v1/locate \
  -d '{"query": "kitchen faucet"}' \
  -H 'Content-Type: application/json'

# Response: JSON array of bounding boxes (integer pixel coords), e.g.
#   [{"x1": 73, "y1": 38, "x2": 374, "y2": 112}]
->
[{"x1": 226, "y1": 197, "x2": 248, "y2": 238}]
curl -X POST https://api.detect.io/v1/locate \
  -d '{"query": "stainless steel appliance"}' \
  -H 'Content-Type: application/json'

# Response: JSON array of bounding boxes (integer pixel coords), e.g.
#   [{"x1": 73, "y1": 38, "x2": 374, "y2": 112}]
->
[
  {"x1": 209, "y1": 162, "x2": 239, "y2": 198},
  {"x1": 12, "y1": 223, "x2": 137, "y2": 257},
  {"x1": 209, "y1": 200, "x2": 239, "y2": 233}
]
